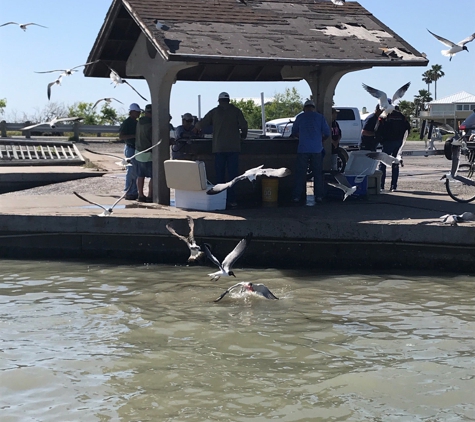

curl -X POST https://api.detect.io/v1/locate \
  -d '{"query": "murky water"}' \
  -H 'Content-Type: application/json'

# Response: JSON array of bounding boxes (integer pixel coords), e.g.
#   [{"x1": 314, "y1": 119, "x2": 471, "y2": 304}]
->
[{"x1": 1, "y1": 260, "x2": 474, "y2": 422}]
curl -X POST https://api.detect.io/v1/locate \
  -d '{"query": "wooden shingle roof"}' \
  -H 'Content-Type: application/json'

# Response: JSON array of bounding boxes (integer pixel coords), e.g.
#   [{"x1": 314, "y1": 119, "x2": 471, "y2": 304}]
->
[{"x1": 85, "y1": 0, "x2": 428, "y2": 81}]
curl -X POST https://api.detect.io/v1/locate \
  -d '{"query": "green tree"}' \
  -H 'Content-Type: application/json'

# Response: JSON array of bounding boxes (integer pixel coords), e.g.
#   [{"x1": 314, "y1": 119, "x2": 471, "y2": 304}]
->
[
  {"x1": 98, "y1": 103, "x2": 124, "y2": 125},
  {"x1": 398, "y1": 100, "x2": 415, "y2": 120},
  {"x1": 0, "y1": 98, "x2": 6, "y2": 115},
  {"x1": 429, "y1": 64, "x2": 445, "y2": 100},
  {"x1": 230, "y1": 98, "x2": 261, "y2": 129},
  {"x1": 422, "y1": 70, "x2": 433, "y2": 94},
  {"x1": 68, "y1": 102, "x2": 99, "y2": 125},
  {"x1": 265, "y1": 87, "x2": 303, "y2": 121},
  {"x1": 414, "y1": 89, "x2": 433, "y2": 116}
]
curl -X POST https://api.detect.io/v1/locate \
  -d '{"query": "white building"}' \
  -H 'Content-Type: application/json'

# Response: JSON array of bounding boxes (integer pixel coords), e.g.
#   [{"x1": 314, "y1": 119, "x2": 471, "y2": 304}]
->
[{"x1": 420, "y1": 91, "x2": 475, "y2": 127}]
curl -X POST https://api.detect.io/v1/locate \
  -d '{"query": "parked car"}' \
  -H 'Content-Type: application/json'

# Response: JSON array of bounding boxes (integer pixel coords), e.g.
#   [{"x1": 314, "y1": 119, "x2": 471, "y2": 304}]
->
[{"x1": 264, "y1": 107, "x2": 362, "y2": 149}]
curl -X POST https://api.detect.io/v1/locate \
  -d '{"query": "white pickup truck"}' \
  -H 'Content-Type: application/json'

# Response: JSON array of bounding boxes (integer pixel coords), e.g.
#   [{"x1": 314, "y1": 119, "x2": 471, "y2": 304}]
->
[{"x1": 265, "y1": 107, "x2": 362, "y2": 149}]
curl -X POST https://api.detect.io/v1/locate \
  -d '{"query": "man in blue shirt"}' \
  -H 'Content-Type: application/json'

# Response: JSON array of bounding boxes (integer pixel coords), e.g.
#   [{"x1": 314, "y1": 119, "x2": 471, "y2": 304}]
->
[{"x1": 291, "y1": 100, "x2": 331, "y2": 203}]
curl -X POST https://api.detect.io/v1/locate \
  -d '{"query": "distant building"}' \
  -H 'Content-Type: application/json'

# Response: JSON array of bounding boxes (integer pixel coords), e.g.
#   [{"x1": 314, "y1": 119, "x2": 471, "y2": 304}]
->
[{"x1": 420, "y1": 91, "x2": 475, "y2": 128}]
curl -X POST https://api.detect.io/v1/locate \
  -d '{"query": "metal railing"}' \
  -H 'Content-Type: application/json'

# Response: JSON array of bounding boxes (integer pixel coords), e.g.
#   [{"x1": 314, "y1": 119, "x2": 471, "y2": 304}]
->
[{"x1": 0, "y1": 120, "x2": 120, "y2": 140}]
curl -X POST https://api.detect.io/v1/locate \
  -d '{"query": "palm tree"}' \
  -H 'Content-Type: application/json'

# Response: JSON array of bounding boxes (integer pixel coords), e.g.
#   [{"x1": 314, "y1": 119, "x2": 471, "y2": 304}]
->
[
  {"x1": 422, "y1": 70, "x2": 433, "y2": 94},
  {"x1": 429, "y1": 64, "x2": 445, "y2": 100},
  {"x1": 414, "y1": 89, "x2": 433, "y2": 116}
]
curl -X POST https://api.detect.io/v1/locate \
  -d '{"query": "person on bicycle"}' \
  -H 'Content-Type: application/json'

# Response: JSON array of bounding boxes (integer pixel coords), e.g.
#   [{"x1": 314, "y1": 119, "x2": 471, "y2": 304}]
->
[{"x1": 375, "y1": 104, "x2": 411, "y2": 192}]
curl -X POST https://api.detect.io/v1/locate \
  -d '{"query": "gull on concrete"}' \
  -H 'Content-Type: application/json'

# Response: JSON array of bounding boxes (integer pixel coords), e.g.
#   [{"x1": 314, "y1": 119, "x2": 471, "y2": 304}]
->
[
  {"x1": 73, "y1": 187, "x2": 130, "y2": 217},
  {"x1": 92, "y1": 97, "x2": 124, "y2": 109},
  {"x1": 21, "y1": 116, "x2": 83, "y2": 131},
  {"x1": 85, "y1": 141, "x2": 161, "y2": 167},
  {"x1": 47, "y1": 75, "x2": 63, "y2": 101},
  {"x1": 204, "y1": 233, "x2": 252, "y2": 280},
  {"x1": 440, "y1": 212, "x2": 475, "y2": 226},
  {"x1": 0, "y1": 22, "x2": 47, "y2": 31},
  {"x1": 362, "y1": 82, "x2": 411, "y2": 118},
  {"x1": 214, "y1": 282, "x2": 279, "y2": 302},
  {"x1": 35, "y1": 60, "x2": 100, "y2": 78},
  {"x1": 427, "y1": 29, "x2": 475, "y2": 61},
  {"x1": 206, "y1": 165, "x2": 291, "y2": 195},
  {"x1": 108, "y1": 66, "x2": 148, "y2": 102},
  {"x1": 166, "y1": 215, "x2": 205, "y2": 263},
  {"x1": 327, "y1": 173, "x2": 357, "y2": 201}
]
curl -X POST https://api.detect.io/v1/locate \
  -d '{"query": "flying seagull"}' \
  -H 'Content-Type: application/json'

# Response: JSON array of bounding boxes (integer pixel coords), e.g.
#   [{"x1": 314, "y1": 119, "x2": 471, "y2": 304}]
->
[
  {"x1": 427, "y1": 29, "x2": 475, "y2": 61},
  {"x1": 166, "y1": 215, "x2": 206, "y2": 263},
  {"x1": 366, "y1": 151, "x2": 401, "y2": 167},
  {"x1": 35, "y1": 60, "x2": 100, "y2": 78},
  {"x1": 204, "y1": 233, "x2": 253, "y2": 280},
  {"x1": 108, "y1": 66, "x2": 148, "y2": 102},
  {"x1": 92, "y1": 97, "x2": 123, "y2": 109},
  {"x1": 84, "y1": 141, "x2": 161, "y2": 167},
  {"x1": 73, "y1": 188, "x2": 130, "y2": 217},
  {"x1": 214, "y1": 282, "x2": 279, "y2": 302},
  {"x1": 331, "y1": 0, "x2": 345, "y2": 5},
  {"x1": 21, "y1": 116, "x2": 83, "y2": 131},
  {"x1": 0, "y1": 22, "x2": 47, "y2": 31},
  {"x1": 47, "y1": 75, "x2": 63, "y2": 100},
  {"x1": 362, "y1": 82, "x2": 411, "y2": 118},
  {"x1": 153, "y1": 19, "x2": 170, "y2": 31},
  {"x1": 206, "y1": 165, "x2": 291, "y2": 195},
  {"x1": 327, "y1": 173, "x2": 357, "y2": 201}
]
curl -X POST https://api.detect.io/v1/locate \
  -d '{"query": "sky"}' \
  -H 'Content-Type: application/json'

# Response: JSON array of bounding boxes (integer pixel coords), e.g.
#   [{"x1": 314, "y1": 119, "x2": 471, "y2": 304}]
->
[{"x1": 1, "y1": 0, "x2": 474, "y2": 127}]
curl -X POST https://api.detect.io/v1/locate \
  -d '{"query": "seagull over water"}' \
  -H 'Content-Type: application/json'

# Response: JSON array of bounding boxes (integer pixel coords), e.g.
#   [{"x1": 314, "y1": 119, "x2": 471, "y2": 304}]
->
[
  {"x1": 206, "y1": 165, "x2": 291, "y2": 195},
  {"x1": 427, "y1": 29, "x2": 475, "y2": 61},
  {"x1": 362, "y1": 82, "x2": 411, "y2": 118},
  {"x1": 21, "y1": 116, "x2": 83, "y2": 131},
  {"x1": 166, "y1": 215, "x2": 205, "y2": 263},
  {"x1": 73, "y1": 189, "x2": 130, "y2": 217},
  {"x1": 204, "y1": 233, "x2": 252, "y2": 280},
  {"x1": 84, "y1": 141, "x2": 161, "y2": 167},
  {"x1": 35, "y1": 61, "x2": 100, "y2": 78},
  {"x1": 0, "y1": 22, "x2": 47, "y2": 31},
  {"x1": 92, "y1": 97, "x2": 123, "y2": 109},
  {"x1": 108, "y1": 66, "x2": 148, "y2": 102},
  {"x1": 214, "y1": 282, "x2": 279, "y2": 302}
]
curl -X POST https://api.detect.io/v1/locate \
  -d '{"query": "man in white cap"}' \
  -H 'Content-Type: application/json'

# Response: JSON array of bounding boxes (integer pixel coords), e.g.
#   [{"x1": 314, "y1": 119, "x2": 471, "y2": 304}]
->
[
  {"x1": 119, "y1": 103, "x2": 142, "y2": 200},
  {"x1": 193, "y1": 92, "x2": 248, "y2": 208},
  {"x1": 172, "y1": 112, "x2": 199, "y2": 159},
  {"x1": 291, "y1": 100, "x2": 330, "y2": 204}
]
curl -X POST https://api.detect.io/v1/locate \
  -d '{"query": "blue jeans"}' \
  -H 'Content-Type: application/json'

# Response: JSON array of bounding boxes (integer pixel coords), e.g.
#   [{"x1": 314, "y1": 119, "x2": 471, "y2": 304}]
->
[
  {"x1": 292, "y1": 152, "x2": 324, "y2": 200},
  {"x1": 215, "y1": 152, "x2": 239, "y2": 203},
  {"x1": 379, "y1": 140, "x2": 402, "y2": 189},
  {"x1": 124, "y1": 144, "x2": 138, "y2": 196}
]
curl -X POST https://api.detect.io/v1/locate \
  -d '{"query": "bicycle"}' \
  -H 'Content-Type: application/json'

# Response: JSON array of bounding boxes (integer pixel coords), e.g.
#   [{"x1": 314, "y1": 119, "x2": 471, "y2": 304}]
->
[{"x1": 444, "y1": 123, "x2": 475, "y2": 203}]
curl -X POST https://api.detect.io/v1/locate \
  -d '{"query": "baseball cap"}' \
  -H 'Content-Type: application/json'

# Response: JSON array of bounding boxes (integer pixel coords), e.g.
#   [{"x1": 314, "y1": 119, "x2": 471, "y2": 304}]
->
[
  {"x1": 218, "y1": 92, "x2": 230, "y2": 100},
  {"x1": 129, "y1": 103, "x2": 143, "y2": 112},
  {"x1": 304, "y1": 100, "x2": 315, "y2": 108},
  {"x1": 182, "y1": 112, "x2": 193, "y2": 120},
  {"x1": 145, "y1": 104, "x2": 152, "y2": 112}
]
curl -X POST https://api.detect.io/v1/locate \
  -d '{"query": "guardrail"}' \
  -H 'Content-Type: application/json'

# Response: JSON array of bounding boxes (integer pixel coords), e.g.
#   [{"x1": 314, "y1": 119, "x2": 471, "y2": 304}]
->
[{"x1": 0, "y1": 120, "x2": 120, "y2": 140}]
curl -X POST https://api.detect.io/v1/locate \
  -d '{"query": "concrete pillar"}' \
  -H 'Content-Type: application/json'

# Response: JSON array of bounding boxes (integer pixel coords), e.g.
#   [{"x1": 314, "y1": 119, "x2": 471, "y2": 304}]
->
[
  {"x1": 126, "y1": 34, "x2": 195, "y2": 205},
  {"x1": 0, "y1": 120, "x2": 6, "y2": 138}
]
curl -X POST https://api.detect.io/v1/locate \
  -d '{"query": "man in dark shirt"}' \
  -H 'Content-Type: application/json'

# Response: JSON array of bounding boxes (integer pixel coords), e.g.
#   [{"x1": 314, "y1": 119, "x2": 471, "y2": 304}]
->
[
  {"x1": 375, "y1": 107, "x2": 411, "y2": 191},
  {"x1": 361, "y1": 104, "x2": 382, "y2": 151},
  {"x1": 119, "y1": 103, "x2": 142, "y2": 200}
]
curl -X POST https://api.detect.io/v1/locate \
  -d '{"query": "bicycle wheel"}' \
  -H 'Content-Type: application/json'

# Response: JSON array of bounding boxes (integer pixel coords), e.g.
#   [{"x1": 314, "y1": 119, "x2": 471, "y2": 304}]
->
[{"x1": 445, "y1": 164, "x2": 475, "y2": 202}]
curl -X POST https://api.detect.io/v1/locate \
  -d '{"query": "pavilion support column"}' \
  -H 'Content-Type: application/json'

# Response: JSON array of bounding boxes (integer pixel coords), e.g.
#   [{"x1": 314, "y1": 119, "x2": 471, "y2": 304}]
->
[
  {"x1": 126, "y1": 33, "x2": 195, "y2": 204},
  {"x1": 304, "y1": 65, "x2": 370, "y2": 170}
]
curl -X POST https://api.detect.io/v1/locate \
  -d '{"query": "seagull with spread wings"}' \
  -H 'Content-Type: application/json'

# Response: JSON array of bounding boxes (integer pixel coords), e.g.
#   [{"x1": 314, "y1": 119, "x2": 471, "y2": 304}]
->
[
  {"x1": 327, "y1": 173, "x2": 357, "y2": 201},
  {"x1": 21, "y1": 116, "x2": 83, "y2": 131},
  {"x1": 35, "y1": 60, "x2": 100, "y2": 78},
  {"x1": 362, "y1": 82, "x2": 411, "y2": 118},
  {"x1": 92, "y1": 97, "x2": 124, "y2": 109},
  {"x1": 206, "y1": 165, "x2": 291, "y2": 195},
  {"x1": 204, "y1": 233, "x2": 252, "y2": 280},
  {"x1": 73, "y1": 186, "x2": 131, "y2": 217},
  {"x1": 427, "y1": 29, "x2": 475, "y2": 61},
  {"x1": 108, "y1": 66, "x2": 148, "y2": 102},
  {"x1": 166, "y1": 216, "x2": 206, "y2": 263},
  {"x1": 84, "y1": 141, "x2": 161, "y2": 167},
  {"x1": 214, "y1": 282, "x2": 279, "y2": 302},
  {"x1": 0, "y1": 22, "x2": 47, "y2": 31}
]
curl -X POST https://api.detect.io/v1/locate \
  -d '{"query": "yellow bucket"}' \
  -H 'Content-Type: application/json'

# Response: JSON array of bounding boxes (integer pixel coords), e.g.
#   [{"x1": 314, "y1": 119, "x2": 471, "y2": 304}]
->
[{"x1": 262, "y1": 178, "x2": 279, "y2": 206}]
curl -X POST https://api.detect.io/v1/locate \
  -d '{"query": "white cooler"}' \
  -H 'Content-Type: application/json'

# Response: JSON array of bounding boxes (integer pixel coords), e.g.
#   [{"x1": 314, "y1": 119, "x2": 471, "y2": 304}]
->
[{"x1": 164, "y1": 160, "x2": 227, "y2": 211}]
